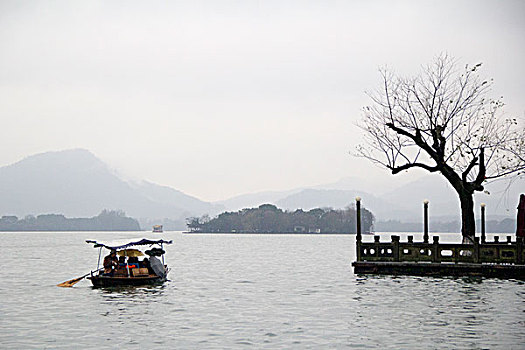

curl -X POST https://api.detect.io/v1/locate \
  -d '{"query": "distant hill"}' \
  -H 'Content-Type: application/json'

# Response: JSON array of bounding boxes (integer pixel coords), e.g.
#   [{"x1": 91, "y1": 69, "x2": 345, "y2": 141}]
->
[
  {"x1": 130, "y1": 180, "x2": 223, "y2": 218},
  {"x1": 0, "y1": 149, "x2": 222, "y2": 228},
  {"x1": 275, "y1": 188, "x2": 415, "y2": 221},
  {"x1": 215, "y1": 175, "x2": 524, "y2": 225},
  {"x1": 214, "y1": 189, "x2": 301, "y2": 212},
  {"x1": 381, "y1": 174, "x2": 524, "y2": 222},
  {"x1": 381, "y1": 174, "x2": 460, "y2": 220},
  {"x1": 213, "y1": 176, "x2": 400, "y2": 213},
  {"x1": 1, "y1": 149, "x2": 521, "y2": 231}
]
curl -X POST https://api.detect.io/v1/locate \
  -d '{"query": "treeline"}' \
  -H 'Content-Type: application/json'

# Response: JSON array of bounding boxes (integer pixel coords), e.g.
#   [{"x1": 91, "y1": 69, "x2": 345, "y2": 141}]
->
[
  {"x1": 0, "y1": 210, "x2": 140, "y2": 231},
  {"x1": 376, "y1": 218, "x2": 517, "y2": 233},
  {"x1": 186, "y1": 204, "x2": 374, "y2": 234}
]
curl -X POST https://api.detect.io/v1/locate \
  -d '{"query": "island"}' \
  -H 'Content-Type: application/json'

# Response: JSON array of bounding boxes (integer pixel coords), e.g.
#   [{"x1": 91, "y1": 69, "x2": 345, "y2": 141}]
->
[
  {"x1": 186, "y1": 204, "x2": 374, "y2": 234},
  {"x1": 0, "y1": 210, "x2": 140, "y2": 231}
]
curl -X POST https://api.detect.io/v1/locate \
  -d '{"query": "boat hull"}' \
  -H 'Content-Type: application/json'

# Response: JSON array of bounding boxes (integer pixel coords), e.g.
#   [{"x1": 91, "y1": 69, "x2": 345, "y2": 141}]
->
[{"x1": 88, "y1": 274, "x2": 167, "y2": 287}]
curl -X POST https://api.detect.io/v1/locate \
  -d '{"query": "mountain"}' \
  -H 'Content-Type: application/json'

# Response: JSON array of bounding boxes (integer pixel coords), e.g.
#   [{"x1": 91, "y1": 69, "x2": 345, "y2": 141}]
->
[
  {"x1": 214, "y1": 175, "x2": 413, "y2": 213},
  {"x1": 0, "y1": 149, "x2": 221, "y2": 226},
  {"x1": 277, "y1": 189, "x2": 364, "y2": 210},
  {"x1": 381, "y1": 174, "x2": 524, "y2": 221},
  {"x1": 311, "y1": 175, "x2": 413, "y2": 194},
  {"x1": 214, "y1": 189, "x2": 301, "y2": 212},
  {"x1": 381, "y1": 174, "x2": 460, "y2": 220},
  {"x1": 275, "y1": 188, "x2": 415, "y2": 221},
  {"x1": 216, "y1": 186, "x2": 418, "y2": 222},
  {"x1": 1, "y1": 149, "x2": 521, "y2": 229},
  {"x1": 130, "y1": 180, "x2": 223, "y2": 218},
  {"x1": 215, "y1": 174, "x2": 524, "y2": 224}
]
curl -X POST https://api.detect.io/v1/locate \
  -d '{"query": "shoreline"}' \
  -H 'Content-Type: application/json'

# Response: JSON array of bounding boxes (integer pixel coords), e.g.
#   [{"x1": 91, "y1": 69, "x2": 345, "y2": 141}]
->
[{"x1": 183, "y1": 231, "x2": 367, "y2": 235}]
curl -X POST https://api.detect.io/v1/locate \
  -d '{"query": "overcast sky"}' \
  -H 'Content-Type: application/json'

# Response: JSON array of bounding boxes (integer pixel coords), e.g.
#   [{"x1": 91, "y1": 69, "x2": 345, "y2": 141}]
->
[{"x1": 0, "y1": 0, "x2": 524, "y2": 201}]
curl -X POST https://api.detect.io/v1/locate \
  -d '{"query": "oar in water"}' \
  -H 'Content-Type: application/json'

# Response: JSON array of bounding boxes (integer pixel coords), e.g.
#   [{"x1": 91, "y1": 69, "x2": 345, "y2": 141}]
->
[{"x1": 57, "y1": 269, "x2": 101, "y2": 288}]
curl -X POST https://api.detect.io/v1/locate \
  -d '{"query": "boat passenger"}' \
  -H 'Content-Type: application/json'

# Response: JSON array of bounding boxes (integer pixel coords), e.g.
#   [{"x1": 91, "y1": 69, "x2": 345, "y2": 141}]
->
[
  {"x1": 128, "y1": 256, "x2": 140, "y2": 268},
  {"x1": 118, "y1": 256, "x2": 126, "y2": 266},
  {"x1": 142, "y1": 258, "x2": 152, "y2": 274},
  {"x1": 103, "y1": 250, "x2": 118, "y2": 275},
  {"x1": 149, "y1": 256, "x2": 166, "y2": 278}
]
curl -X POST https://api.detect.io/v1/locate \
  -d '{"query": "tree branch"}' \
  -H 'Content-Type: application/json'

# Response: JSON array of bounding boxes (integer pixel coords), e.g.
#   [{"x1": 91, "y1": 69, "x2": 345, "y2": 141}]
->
[
  {"x1": 473, "y1": 147, "x2": 485, "y2": 187},
  {"x1": 462, "y1": 155, "x2": 478, "y2": 183},
  {"x1": 386, "y1": 122, "x2": 438, "y2": 161},
  {"x1": 391, "y1": 163, "x2": 440, "y2": 174}
]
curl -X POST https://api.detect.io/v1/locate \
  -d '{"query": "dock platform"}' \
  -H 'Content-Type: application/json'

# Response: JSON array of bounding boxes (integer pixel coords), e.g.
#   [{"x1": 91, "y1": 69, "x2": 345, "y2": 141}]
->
[{"x1": 352, "y1": 234, "x2": 525, "y2": 279}]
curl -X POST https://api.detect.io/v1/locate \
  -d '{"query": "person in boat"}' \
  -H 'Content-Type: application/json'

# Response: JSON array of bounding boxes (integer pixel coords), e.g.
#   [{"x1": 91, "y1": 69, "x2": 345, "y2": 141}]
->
[
  {"x1": 103, "y1": 250, "x2": 118, "y2": 275},
  {"x1": 149, "y1": 255, "x2": 166, "y2": 279},
  {"x1": 114, "y1": 255, "x2": 128, "y2": 276},
  {"x1": 142, "y1": 258, "x2": 152, "y2": 274},
  {"x1": 128, "y1": 256, "x2": 140, "y2": 268}
]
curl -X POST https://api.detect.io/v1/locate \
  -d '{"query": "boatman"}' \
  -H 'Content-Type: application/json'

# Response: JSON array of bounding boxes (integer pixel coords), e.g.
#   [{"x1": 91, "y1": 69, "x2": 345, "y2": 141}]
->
[
  {"x1": 149, "y1": 255, "x2": 166, "y2": 279},
  {"x1": 103, "y1": 250, "x2": 118, "y2": 275}
]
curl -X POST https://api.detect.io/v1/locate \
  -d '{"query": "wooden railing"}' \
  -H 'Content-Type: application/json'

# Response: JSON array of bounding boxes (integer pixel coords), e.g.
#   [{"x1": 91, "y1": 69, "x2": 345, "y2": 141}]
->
[{"x1": 357, "y1": 235, "x2": 524, "y2": 264}]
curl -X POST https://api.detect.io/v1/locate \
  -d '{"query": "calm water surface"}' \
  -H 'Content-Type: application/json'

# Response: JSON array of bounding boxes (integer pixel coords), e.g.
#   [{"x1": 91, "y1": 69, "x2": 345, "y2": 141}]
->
[{"x1": 0, "y1": 231, "x2": 523, "y2": 349}]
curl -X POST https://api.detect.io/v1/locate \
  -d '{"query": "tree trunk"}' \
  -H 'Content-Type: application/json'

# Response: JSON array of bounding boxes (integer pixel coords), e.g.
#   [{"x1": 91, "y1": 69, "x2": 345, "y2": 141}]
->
[
  {"x1": 458, "y1": 190, "x2": 476, "y2": 242},
  {"x1": 441, "y1": 167, "x2": 477, "y2": 242}
]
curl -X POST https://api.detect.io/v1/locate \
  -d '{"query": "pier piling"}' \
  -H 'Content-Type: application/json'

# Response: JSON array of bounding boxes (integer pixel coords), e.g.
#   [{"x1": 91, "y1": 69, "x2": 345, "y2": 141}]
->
[
  {"x1": 423, "y1": 200, "x2": 429, "y2": 243},
  {"x1": 481, "y1": 203, "x2": 486, "y2": 243}
]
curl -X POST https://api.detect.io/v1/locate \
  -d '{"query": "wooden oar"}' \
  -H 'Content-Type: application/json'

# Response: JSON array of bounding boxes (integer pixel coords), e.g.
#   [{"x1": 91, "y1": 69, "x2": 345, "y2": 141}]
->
[{"x1": 57, "y1": 269, "x2": 101, "y2": 288}]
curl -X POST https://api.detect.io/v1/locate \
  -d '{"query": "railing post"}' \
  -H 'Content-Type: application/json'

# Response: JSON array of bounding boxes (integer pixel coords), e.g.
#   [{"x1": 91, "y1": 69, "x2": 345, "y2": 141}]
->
[
  {"x1": 432, "y1": 236, "x2": 440, "y2": 263},
  {"x1": 474, "y1": 237, "x2": 480, "y2": 263},
  {"x1": 373, "y1": 235, "x2": 380, "y2": 259},
  {"x1": 481, "y1": 203, "x2": 486, "y2": 244},
  {"x1": 356, "y1": 196, "x2": 362, "y2": 240},
  {"x1": 493, "y1": 236, "x2": 500, "y2": 261},
  {"x1": 356, "y1": 196, "x2": 362, "y2": 261},
  {"x1": 517, "y1": 236, "x2": 523, "y2": 264},
  {"x1": 391, "y1": 235, "x2": 400, "y2": 262},
  {"x1": 423, "y1": 199, "x2": 429, "y2": 243}
]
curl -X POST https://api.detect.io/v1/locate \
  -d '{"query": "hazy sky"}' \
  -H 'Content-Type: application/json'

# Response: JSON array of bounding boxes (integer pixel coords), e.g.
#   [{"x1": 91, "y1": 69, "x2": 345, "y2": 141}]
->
[{"x1": 1, "y1": 0, "x2": 524, "y2": 201}]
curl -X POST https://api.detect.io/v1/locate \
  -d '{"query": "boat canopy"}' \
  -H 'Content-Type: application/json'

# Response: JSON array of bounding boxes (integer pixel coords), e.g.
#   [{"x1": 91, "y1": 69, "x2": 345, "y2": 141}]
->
[{"x1": 86, "y1": 238, "x2": 173, "y2": 250}]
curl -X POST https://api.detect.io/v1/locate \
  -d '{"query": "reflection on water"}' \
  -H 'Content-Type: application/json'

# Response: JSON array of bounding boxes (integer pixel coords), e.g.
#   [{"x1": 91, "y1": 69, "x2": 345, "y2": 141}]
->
[
  {"x1": 0, "y1": 231, "x2": 524, "y2": 349},
  {"x1": 97, "y1": 284, "x2": 167, "y2": 297}
]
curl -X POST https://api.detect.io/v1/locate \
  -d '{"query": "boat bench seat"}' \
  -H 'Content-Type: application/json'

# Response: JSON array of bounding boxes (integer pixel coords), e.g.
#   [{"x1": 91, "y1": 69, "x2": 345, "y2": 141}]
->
[
  {"x1": 131, "y1": 268, "x2": 149, "y2": 277},
  {"x1": 114, "y1": 268, "x2": 128, "y2": 276}
]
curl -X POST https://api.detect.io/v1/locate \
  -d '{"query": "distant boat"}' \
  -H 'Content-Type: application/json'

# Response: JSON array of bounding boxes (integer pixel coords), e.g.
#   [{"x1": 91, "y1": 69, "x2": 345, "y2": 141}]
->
[{"x1": 152, "y1": 225, "x2": 163, "y2": 233}]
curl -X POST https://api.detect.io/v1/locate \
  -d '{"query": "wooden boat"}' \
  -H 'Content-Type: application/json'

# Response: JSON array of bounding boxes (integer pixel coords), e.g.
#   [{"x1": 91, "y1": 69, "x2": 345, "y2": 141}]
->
[
  {"x1": 152, "y1": 225, "x2": 163, "y2": 233},
  {"x1": 85, "y1": 238, "x2": 173, "y2": 287}
]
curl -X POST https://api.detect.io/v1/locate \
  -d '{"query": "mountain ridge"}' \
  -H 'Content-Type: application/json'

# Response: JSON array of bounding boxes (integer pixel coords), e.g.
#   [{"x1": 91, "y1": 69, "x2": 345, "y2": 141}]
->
[
  {"x1": 214, "y1": 175, "x2": 524, "y2": 223},
  {"x1": 0, "y1": 149, "x2": 220, "y2": 226},
  {"x1": 0, "y1": 149, "x2": 521, "y2": 229}
]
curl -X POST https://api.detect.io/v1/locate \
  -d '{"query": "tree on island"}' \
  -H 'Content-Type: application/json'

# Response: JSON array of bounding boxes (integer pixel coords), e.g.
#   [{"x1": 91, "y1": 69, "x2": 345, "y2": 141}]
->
[
  {"x1": 186, "y1": 204, "x2": 374, "y2": 234},
  {"x1": 358, "y1": 54, "x2": 525, "y2": 241},
  {"x1": 0, "y1": 210, "x2": 140, "y2": 231}
]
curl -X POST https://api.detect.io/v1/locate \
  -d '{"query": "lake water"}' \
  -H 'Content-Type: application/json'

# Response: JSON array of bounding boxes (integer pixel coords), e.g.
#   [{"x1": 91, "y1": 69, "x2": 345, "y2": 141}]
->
[{"x1": 1, "y1": 231, "x2": 524, "y2": 349}]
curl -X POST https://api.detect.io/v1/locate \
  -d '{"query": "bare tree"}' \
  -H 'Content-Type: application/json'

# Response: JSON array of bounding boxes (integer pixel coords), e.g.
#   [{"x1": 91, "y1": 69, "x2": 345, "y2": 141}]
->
[{"x1": 358, "y1": 54, "x2": 525, "y2": 241}]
